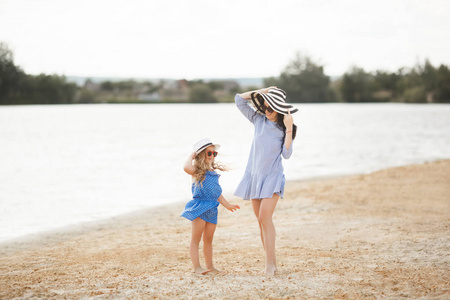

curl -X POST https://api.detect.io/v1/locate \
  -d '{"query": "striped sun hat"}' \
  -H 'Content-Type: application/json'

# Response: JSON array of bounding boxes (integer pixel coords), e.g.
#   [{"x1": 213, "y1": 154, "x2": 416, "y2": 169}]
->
[{"x1": 250, "y1": 88, "x2": 298, "y2": 115}]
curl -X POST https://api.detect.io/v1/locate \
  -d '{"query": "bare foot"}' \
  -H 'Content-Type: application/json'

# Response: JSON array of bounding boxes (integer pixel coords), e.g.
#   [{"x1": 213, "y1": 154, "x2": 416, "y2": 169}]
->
[
  {"x1": 207, "y1": 267, "x2": 222, "y2": 273},
  {"x1": 264, "y1": 266, "x2": 278, "y2": 276},
  {"x1": 194, "y1": 267, "x2": 210, "y2": 275}
]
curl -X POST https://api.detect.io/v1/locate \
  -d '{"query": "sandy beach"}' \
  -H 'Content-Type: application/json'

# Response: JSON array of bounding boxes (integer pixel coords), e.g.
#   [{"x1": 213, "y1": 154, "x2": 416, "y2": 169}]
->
[{"x1": 1, "y1": 160, "x2": 449, "y2": 299}]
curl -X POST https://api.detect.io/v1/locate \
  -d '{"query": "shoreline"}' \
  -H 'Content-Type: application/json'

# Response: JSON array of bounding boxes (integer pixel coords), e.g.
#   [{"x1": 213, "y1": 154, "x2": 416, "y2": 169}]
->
[
  {"x1": 1, "y1": 157, "x2": 442, "y2": 249},
  {"x1": 0, "y1": 170, "x2": 374, "y2": 250},
  {"x1": 1, "y1": 160, "x2": 449, "y2": 299}
]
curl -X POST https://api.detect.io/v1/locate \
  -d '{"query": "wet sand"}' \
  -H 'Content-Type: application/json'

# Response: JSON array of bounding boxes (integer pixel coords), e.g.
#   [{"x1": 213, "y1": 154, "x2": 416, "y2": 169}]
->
[{"x1": 1, "y1": 160, "x2": 449, "y2": 299}]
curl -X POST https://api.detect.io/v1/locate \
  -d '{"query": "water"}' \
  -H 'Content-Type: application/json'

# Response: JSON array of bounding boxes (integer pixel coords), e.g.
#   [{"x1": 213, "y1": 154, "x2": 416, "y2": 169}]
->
[{"x1": 0, "y1": 103, "x2": 449, "y2": 242}]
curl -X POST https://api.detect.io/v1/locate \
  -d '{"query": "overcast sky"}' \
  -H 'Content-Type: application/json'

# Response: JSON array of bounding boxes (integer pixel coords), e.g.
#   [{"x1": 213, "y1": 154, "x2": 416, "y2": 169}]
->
[{"x1": 1, "y1": 0, "x2": 449, "y2": 79}]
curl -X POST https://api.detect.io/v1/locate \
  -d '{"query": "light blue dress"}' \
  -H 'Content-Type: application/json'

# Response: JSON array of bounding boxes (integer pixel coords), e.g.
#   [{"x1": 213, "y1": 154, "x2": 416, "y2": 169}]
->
[
  {"x1": 180, "y1": 171, "x2": 222, "y2": 224},
  {"x1": 234, "y1": 94, "x2": 293, "y2": 200}
]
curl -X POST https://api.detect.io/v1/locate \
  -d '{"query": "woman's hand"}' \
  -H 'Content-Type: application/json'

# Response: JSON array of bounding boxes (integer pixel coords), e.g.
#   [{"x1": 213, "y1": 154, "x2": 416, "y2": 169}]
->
[
  {"x1": 283, "y1": 110, "x2": 294, "y2": 130},
  {"x1": 260, "y1": 86, "x2": 277, "y2": 94},
  {"x1": 239, "y1": 86, "x2": 277, "y2": 100}
]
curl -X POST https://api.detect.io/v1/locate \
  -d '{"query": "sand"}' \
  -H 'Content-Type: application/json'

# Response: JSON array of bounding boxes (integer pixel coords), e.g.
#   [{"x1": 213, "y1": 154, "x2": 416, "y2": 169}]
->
[{"x1": 0, "y1": 160, "x2": 449, "y2": 299}]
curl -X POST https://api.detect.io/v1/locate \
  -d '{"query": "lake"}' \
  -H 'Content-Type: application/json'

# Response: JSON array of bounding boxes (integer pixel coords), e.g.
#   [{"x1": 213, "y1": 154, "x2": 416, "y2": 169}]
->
[{"x1": 0, "y1": 102, "x2": 449, "y2": 242}]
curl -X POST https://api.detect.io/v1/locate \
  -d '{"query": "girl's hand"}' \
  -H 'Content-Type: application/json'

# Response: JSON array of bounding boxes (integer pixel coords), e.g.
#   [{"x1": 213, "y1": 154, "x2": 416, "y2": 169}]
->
[
  {"x1": 283, "y1": 110, "x2": 294, "y2": 129},
  {"x1": 184, "y1": 151, "x2": 197, "y2": 175},
  {"x1": 227, "y1": 204, "x2": 240, "y2": 212}
]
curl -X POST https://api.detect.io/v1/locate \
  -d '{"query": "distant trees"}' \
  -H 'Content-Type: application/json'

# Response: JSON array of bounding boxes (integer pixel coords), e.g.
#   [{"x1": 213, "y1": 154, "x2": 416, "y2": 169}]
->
[
  {"x1": 73, "y1": 78, "x2": 236, "y2": 104},
  {"x1": 2, "y1": 40, "x2": 449, "y2": 105},
  {"x1": 264, "y1": 51, "x2": 450, "y2": 103},
  {"x1": 0, "y1": 42, "x2": 77, "y2": 105},
  {"x1": 0, "y1": 42, "x2": 24, "y2": 104},
  {"x1": 338, "y1": 60, "x2": 450, "y2": 103},
  {"x1": 264, "y1": 53, "x2": 335, "y2": 103},
  {"x1": 189, "y1": 83, "x2": 217, "y2": 103},
  {"x1": 340, "y1": 67, "x2": 376, "y2": 102}
]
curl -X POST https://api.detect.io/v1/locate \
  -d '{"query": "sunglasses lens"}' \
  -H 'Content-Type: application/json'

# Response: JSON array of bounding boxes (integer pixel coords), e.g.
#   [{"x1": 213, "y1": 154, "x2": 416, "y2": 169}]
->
[
  {"x1": 207, "y1": 151, "x2": 218, "y2": 157},
  {"x1": 263, "y1": 105, "x2": 273, "y2": 113}
]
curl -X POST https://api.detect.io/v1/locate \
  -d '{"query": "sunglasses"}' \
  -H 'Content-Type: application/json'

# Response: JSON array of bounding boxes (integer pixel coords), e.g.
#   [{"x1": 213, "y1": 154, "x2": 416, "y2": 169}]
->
[
  {"x1": 207, "y1": 151, "x2": 218, "y2": 157},
  {"x1": 262, "y1": 104, "x2": 274, "y2": 113}
]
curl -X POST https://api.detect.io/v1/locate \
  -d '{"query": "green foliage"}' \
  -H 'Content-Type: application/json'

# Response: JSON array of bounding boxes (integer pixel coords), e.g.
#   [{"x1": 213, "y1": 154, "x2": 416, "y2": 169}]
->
[
  {"x1": 400, "y1": 86, "x2": 427, "y2": 103},
  {"x1": 77, "y1": 89, "x2": 96, "y2": 103},
  {"x1": 0, "y1": 42, "x2": 24, "y2": 104},
  {"x1": 0, "y1": 42, "x2": 77, "y2": 105},
  {"x1": 100, "y1": 81, "x2": 114, "y2": 91},
  {"x1": 264, "y1": 52, "x2": 335, "y2": 103},
  {"x1": 338, "y1": 59, "x2": 450, "y2": 103},
  {"x1": 189, "y1": 83, "x2": 217, "y2": 103},
  {"x1": 2, "y1": 39, "x2": 449, "y2": 104},
  {"x1": 435, "y1": 64, "x2": 450, "y2": 103},
  {"x1": 341, "y1": 67, "x2": 376, "y2": 102},
  {"x1": 207, "y1": 81, "x2": 224, "y2": 91},
  {"x1": 374, "y1": 71, "x2": 399, "y2": 96}
]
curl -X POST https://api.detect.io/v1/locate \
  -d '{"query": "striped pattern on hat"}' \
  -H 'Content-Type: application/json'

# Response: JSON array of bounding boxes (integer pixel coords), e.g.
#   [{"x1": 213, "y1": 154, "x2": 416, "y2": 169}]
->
[{"x1": 250, "y1": 88, "x2": 298, "y2": 115}]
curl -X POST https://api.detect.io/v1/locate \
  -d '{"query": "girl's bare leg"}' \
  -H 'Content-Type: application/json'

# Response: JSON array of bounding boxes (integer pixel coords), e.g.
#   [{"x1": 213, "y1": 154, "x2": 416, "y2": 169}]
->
[
  {"x1": 203, "y1": 221, "x2": 219, "y2": 272},
  {"x1": 251, "y1": 199, "x2": 265, "y2": 251},
  {"x1": 259, "y1": 194, "x2": 279, "y2": 276},
  {"x1": 190, "y1": 218, "x2": 209, "y2": 274}
]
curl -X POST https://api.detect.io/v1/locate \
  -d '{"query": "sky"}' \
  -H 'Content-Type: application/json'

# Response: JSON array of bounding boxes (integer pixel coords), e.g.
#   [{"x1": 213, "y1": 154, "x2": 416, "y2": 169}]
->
[{"x1": 1, "y1": 0, "x2": 449, "y2": 79}]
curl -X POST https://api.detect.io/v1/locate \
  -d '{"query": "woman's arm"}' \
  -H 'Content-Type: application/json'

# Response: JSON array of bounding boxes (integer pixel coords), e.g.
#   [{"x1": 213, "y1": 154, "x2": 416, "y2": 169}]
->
[
  {"x1": 217, "y1": 194, "x2": 240, "y2": 212},
  {"x1": 183, "y1": 151, "x2": 197, "y2": 175},
  {"x1": 235, "y1": 86, "x2": 275, "y2": 123},
  {"x1": 284, "y1": 110, "x2": 294, "y2": 150},
  {"x1": 282, "y1": 110, "x2": 294, "y2": 158},
  {"x1": 238, "y1": 86, "x2": 274, "y2": 100}
]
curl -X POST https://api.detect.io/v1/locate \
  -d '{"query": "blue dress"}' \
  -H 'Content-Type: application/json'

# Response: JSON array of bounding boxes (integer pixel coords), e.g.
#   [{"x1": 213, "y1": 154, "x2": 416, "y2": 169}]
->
[
  {"x1": 180, "y1": 171, "x2": 222, "y2": 224},
  {"x1": 234, "y1": 94, "x2": 293, "y2": 200}
]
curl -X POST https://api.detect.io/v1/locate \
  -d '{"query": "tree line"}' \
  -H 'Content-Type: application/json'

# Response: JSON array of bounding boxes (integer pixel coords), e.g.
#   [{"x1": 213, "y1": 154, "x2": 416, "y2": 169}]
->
[
  {"x1": 0, "y1": 43, "x2": 77, "y2": 105},
  {"x1": 1, "y1": 42, "x2": 449, "y2": 105},
  {"x1": 265, "y1": 52, "x2": 450, "y2": 103}
]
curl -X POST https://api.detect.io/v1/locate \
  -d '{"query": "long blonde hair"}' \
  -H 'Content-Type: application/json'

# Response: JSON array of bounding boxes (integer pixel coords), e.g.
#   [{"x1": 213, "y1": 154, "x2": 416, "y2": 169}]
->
[{"x1": 193, "y1": 150, "x2": 227, "y2": 186}]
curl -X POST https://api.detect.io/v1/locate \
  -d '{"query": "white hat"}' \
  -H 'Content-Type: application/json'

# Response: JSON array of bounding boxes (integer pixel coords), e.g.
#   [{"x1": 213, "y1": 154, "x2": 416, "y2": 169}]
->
[
  {"x1": 193, "y1": 138, "x2": 221, "y2": 155},
  {"x1": 250, "y1": 88, "x2": 298, "y2": 115}
]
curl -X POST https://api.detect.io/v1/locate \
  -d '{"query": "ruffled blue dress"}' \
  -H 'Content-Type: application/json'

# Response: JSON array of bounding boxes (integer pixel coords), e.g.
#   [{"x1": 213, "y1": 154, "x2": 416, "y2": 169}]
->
[
  {"x1": 181, "y1": 171, "x2": 222, "y2": 224},
  {"x1": 234, "y1": 94, "x2": 293, "y2": 200}
]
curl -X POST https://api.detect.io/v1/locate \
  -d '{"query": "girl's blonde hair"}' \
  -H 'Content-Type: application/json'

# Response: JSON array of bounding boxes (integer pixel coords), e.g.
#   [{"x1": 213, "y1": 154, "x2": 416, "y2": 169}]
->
[{"x1": 193, "y1": 150, "x2": 227, "y2": 186}]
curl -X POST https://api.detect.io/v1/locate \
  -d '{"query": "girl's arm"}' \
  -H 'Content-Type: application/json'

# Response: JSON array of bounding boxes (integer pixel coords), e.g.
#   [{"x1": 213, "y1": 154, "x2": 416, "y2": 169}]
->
[
  {"x1": 183, "y1": 151, "x2": 197, "y2": 175},
  {"x1": 217, "y1": 194, "x2": 240, "y2": 212}
]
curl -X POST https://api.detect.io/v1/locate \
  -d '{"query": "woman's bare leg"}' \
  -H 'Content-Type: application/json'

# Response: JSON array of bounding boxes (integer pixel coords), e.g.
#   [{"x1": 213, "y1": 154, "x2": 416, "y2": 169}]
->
[
  {"x1": 251, "y1": 199, "x2": 265, "y2": 251},
  {"x1": 259, "y1": 194, "x2": 279, "y2": 276}
]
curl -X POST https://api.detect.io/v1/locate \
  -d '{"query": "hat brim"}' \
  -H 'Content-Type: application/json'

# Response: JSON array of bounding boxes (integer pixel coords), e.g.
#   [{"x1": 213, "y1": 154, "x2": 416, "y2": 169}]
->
[
  {"x1": 250, "y1": 93, "x2": 266, "y2": 115},
  {"x1": 256, "y1": 92, "x2": 298, "y2": 115},
  {"x1": 250, "y1": 91, "x2": 298, "y2": 116},
  {"x1": 196, "y1": 143, "x2": 220, "y2": 155}
]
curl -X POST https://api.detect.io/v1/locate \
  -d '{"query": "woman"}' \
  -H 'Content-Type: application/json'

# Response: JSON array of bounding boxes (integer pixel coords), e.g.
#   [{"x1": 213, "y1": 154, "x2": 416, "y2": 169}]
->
[{"x1": 234, "y1": 87, "x2": 297, "y2": 276}]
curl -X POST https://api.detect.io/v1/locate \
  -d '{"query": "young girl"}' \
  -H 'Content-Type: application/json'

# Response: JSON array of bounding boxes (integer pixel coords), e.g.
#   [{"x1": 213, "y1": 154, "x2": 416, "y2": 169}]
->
[{"x1": 181, "y1": 138, "x2": 240, "y2": 275}]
